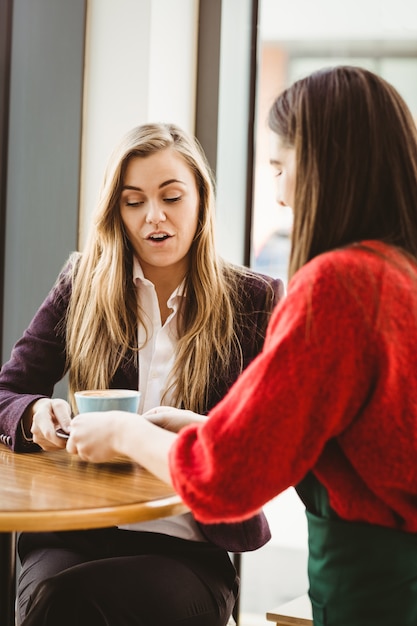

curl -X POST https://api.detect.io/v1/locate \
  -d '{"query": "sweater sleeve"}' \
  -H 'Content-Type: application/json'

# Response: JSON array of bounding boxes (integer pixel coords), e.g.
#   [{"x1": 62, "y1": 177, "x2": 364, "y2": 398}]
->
[{"x1": 169, "y1": 251, "x2": 379, "y2": 523}]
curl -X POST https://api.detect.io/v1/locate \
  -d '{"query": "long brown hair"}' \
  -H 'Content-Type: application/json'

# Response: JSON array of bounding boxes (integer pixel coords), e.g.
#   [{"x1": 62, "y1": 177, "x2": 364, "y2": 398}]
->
[
  {"x1": 268, "y1": 65, "x2": 417, "y2": 280},
  {"x1": 65, "y1": 123, "x2": 274, "y2": 412}
]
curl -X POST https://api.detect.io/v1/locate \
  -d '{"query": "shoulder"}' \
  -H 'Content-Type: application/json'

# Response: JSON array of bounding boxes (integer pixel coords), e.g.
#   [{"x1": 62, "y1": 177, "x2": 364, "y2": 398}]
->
[
  {"x1": 50, "y1": 251, "x2": 81, "y2": 304},
  {"x1": 275, "y1": 241, "x2": 416, "y2": 337},
  {"x1": 286, "y1": 245, "x2": 372, "y2": 309},
  {"x1": 226, "y1": 264, "x2": 284, "y2": 307},
  {"x1": 290, "y1": 241, "x2": 412, "y2": 295}
]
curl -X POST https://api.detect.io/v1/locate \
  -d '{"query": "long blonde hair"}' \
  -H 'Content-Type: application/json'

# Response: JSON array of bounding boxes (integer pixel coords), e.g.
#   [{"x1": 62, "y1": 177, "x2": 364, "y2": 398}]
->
[{"x1": 65, "y1": 123, "x2": 270, "y2": 412}]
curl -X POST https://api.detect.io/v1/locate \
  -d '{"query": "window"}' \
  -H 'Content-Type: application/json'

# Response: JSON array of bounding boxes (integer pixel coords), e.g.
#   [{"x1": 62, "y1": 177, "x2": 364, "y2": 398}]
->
[{"x1": 250, "y1": 0, "x2": 417, "y2": 287}]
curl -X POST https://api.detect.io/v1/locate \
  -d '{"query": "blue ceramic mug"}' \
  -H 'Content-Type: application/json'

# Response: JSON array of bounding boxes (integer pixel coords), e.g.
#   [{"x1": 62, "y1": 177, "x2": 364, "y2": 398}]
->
[{"x1": 74, "y1": 389, "x2": 141, "y2": 414}]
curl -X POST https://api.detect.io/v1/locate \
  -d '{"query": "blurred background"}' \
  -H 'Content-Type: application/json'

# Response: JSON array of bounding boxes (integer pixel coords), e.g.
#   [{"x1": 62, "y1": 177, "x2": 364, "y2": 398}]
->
[{"x1": 252, "y1": 0, "x2": 417, "y2": 285}]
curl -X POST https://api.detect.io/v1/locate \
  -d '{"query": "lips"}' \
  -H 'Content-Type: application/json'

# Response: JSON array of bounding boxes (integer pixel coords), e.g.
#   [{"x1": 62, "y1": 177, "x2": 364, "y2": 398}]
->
[{"x1": 147, "y1": 231, "x2": 172, "y2": 242}]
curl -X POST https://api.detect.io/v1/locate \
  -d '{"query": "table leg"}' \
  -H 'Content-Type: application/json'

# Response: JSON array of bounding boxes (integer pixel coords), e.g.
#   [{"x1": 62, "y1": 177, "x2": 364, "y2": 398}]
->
[
  {"x1": 232, "y1": 553, "x2": 241, "y2": 625},
  {"x1": 0, "y1": 532, "x2": 16, "y2": 626}
]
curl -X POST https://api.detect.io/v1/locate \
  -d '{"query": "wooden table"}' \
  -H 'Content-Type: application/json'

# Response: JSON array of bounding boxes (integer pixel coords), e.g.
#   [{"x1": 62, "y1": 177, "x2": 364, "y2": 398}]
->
[
  {"x1": 266, "y1": 594, "x2": 313, "y2": 625},
  {"x1": 0, "y1": 446, "x2": 188, "y2": 626}
]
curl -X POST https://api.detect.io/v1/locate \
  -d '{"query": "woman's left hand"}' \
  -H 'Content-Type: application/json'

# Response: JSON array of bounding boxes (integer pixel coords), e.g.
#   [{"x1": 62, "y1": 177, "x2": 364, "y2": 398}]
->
[{"x1": 142, "y1": 406, "x2": 207, "y2": 432}]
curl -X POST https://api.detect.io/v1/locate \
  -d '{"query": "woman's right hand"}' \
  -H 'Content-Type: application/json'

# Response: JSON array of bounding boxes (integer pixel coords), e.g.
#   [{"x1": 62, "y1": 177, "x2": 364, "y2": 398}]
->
[{"x1": 26, "y1": 397, "x2": 72, "y2": 450}]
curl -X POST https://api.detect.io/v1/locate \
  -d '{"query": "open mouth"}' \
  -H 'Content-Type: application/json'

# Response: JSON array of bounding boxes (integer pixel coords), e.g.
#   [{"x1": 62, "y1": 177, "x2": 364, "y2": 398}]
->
[{"x1": 148, "y1": 233, "x2": 171, "y2": 242}]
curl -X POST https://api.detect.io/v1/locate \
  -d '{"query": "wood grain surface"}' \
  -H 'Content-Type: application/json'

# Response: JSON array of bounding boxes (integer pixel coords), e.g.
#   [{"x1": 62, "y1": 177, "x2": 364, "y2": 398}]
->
[{"x1": 0, "y1": 447, "x2": 188, "y2": 531}]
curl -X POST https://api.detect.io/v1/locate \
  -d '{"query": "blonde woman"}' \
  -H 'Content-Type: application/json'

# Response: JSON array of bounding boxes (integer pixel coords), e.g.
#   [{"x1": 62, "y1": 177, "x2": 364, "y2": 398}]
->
[{"x1": 0, "y1": 123, "x2": 283, "y2": 626}]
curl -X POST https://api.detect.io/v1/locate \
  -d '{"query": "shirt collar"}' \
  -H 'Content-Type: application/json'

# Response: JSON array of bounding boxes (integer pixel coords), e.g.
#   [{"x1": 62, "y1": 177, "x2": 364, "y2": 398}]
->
[{"x1": 132, "y1": 256, "x2": 187, "y2": 303}]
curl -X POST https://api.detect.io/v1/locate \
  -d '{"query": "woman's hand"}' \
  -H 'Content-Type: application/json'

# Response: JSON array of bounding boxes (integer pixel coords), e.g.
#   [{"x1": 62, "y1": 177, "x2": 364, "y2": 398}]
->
[
  {"x1": 66, "y1": 411, "x2": 133, "y2": 462},
  {"x1": 29, "y1": 397, "x2": 72, "y2": 450},
  {"x1": 142, "y1": 406, "x2": 207, "y2": 432},
  {"x1": 66, "y1": 411, "x2": 176, "y2": 486}
]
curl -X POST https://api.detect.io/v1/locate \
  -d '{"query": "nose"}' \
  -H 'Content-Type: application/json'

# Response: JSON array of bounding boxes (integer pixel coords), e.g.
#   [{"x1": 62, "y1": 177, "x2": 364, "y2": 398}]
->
[
  {"x1": 277, "y1": 198, "x2": 288, "y2": 208},
  {"x1": 275, "y1": 189, "x2": 287, "y2": 207},
  {"x1": 145, "y1": 201, "x2": 166, "y2": 225}
]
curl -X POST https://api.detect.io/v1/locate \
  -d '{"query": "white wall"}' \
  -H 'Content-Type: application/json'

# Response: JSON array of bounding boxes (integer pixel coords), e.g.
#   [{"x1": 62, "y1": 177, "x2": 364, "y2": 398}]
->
[
  {"x1": 79, "y1": 0, "x2": 199, "y2": 247},
  {"x1": 260, "y1": 0, "x2": 417, "y2": 41}
]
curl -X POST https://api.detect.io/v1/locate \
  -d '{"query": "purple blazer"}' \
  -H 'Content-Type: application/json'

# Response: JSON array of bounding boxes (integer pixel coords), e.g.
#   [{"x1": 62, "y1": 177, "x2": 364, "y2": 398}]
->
[{"x1": 0, "y1": 258, "x2": 283, "y2": 551}]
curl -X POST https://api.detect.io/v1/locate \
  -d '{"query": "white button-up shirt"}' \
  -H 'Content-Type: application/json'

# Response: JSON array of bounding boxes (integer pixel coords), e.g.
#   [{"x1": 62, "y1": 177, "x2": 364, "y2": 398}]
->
[
  {"x1": 134, "y1": 258, "x2": 183, "y2": 413},
  {"x1": 119, "y1": 257, "x2": 206, "y2": 541}
]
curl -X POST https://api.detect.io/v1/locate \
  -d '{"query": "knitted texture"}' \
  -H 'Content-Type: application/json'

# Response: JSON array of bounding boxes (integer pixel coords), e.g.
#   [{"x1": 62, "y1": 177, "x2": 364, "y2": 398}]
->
[{"x1": 170, "y1": 241, "x2": 417, "y2": 531}]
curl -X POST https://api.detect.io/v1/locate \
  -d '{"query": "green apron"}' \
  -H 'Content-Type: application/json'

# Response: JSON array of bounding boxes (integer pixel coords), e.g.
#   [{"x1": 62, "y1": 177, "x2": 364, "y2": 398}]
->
[{"x1": 296, "y1": 473, "x2": 417, "y2": 626}]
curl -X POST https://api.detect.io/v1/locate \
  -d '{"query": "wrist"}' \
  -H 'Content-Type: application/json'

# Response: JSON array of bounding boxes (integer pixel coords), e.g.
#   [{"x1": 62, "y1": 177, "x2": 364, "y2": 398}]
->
[
  {"x1": 20, "y1": 397, "x2": 51, "y2": 443},
  {"x1": 113, "y1": 412, "x2": 138, "y2": 457},
  {"x1": 21, "y1": 403, "x2": 37, "y2": 442}
]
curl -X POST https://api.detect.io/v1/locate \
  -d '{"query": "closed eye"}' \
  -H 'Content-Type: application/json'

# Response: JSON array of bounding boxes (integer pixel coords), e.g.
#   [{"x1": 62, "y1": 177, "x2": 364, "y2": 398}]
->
[
  {"x1": 125, "y1": 200, "x2": 144, "y2": 207},
  {"x1": 269, "y1": 159, "x2": 283, "y2": 178},
  {"x1": 164, "y1": 196, "x2": 181, "y2": 203}
]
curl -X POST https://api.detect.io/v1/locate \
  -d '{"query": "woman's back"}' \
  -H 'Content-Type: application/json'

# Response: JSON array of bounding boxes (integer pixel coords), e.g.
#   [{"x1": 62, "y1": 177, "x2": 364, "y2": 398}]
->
[{"x1": 170, "y1": 241, "x2": 417, "y2": 533}]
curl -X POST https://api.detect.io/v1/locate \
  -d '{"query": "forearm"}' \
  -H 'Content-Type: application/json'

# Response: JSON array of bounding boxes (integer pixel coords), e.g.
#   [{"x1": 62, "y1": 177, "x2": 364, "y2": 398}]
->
[{"x1": 118, "y1": 416, "x2": 177, "y2": 485}]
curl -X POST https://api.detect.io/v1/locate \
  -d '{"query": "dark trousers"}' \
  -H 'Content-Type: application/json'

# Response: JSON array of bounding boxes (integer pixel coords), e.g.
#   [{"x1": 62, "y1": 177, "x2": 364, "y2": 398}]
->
[{"x1": 17, "y1": 528, "x2": 239, "y2": 626}]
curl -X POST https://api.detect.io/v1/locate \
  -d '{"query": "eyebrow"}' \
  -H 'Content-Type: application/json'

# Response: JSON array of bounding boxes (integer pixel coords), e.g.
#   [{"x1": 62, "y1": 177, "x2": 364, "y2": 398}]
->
[
  {"x1": 121, "y1": 179, "x2": 186, "y2": 192},
  {"x1": 269, "y1": 159, "x2": 282, "y2": 166}
]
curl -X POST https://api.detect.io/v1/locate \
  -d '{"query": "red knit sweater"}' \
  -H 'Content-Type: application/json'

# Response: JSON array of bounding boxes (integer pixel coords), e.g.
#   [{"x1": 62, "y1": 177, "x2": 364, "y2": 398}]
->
[{"x1": 170, "y1": 241, "x2": 417, "y2": 532}]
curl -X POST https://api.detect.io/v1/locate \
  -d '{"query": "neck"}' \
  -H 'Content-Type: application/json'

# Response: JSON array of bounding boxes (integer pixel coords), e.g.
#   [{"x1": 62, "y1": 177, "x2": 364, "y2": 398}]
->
[
  {"x1": 141, "y1": 264, "x2": 187, "y2": 325},
  {"x1": 143, "y1": 266, "x2": 186, "y2": 294}
]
